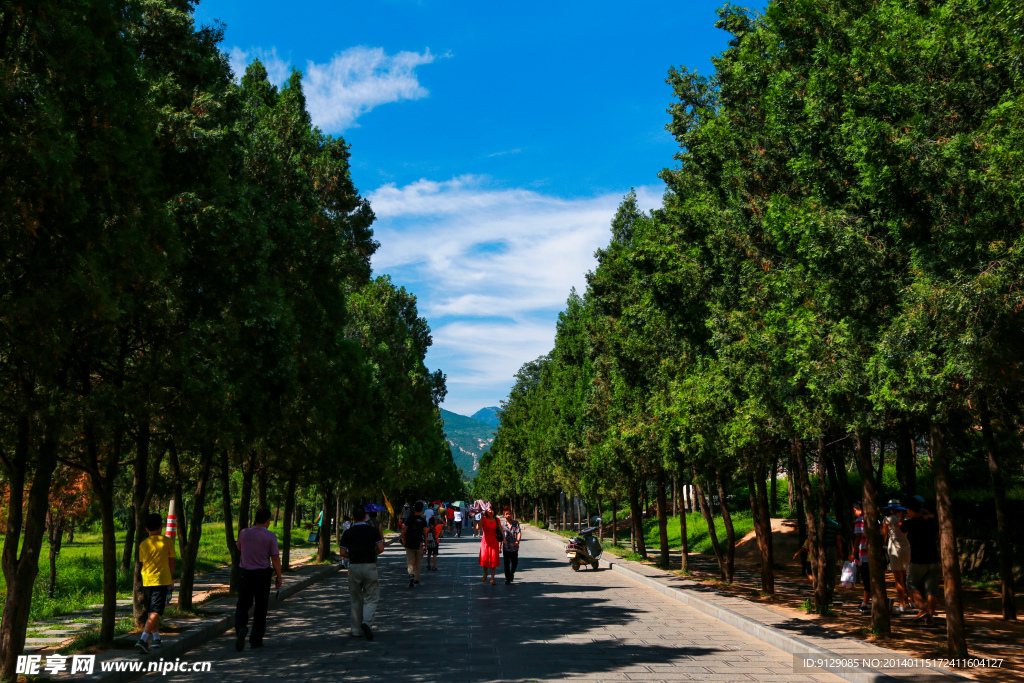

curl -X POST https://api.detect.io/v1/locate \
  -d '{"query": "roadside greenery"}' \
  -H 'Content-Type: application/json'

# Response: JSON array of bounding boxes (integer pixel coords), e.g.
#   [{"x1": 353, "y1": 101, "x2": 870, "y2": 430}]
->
[
  {"x1": 0, "y1": 1, "x2": 465, "y2": 677},
  {"x1": 477, "y1": 0, "x2": 1024, "y2": 657}
]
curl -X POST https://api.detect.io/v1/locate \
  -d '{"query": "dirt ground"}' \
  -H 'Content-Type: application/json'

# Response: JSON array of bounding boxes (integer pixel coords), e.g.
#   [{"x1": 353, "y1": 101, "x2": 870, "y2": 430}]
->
[{"x1": 618, "y1": 517, "x2": 1024, "y2": 682}]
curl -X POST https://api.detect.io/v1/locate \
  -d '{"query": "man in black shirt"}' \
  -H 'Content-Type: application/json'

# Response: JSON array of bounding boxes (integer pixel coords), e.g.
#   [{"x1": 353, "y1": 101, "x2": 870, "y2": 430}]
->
[
  {"x1": 401, "y1": 502, "x2": 429, "y2": 588},
  {"x1": 900, "y1": 496, "x2": 941, "y2": 626},
  {"x1": 339, "y1": 506, "x2": 384, "y2": 640}
]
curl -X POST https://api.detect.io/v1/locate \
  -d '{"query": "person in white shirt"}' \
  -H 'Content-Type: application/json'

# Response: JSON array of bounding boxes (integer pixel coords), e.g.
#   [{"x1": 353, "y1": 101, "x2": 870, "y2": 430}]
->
[
  {"x1": 453, "y1": 507, "x2": 464, "y2": 537},
  {"x1": 424, "y1": 506, "x2": 435, "y2": 523}
]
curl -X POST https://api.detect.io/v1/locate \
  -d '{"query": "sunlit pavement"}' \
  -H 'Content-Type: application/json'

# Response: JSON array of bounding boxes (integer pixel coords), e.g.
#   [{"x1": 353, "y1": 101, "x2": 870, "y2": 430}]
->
[{"x1": 144, "y1": 530, "x2": 842, "y2": 682}]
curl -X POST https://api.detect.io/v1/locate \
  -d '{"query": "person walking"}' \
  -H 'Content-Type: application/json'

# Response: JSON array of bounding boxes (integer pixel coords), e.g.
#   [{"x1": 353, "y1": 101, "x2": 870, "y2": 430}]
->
[
  {"x1": 339, "y1": 505, "x2": 384, "y2": 640},
  {"x1": 426, "y1": 515, "x2": 444, "y2": 571},
  {"x1": 402, "y1": 502, "x2": 429, "y2": 587},
  {"x1": 135, "y1": 513, "x2": 175, "y2": 654},
  {"x1": 479, "y1": 507, "x2": 501, "y2": 585},
  {"x1": 453, "y1": 507, "x2": 464, "y2": 537},
  {"x1": 501, "y1": 507, "x2": 522, "y2": 584},
  {"x1": 882, "y1": 499, "x2": 911, "y2": 613},
  {"x1": 446, "y1": 505, "x2": 456, "y2": 533},
  {"x1": 851, "y1": 502, "x2": 872, "y2": 614},
  {"x1": 901, "y1": 496, "x2": 941, "y2": 627},
  {"x1": 234, "y1": 508, "x2": 283, "y2": 651},
  {"x1": 473, "y1": 509, "x2": 483, "y2": 537}
]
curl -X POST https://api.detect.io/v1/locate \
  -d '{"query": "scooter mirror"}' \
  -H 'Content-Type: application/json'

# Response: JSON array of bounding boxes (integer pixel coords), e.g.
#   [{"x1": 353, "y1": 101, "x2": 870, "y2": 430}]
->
[{"x1": 590, "y1": 517, "x2": 602, "y2": 526}]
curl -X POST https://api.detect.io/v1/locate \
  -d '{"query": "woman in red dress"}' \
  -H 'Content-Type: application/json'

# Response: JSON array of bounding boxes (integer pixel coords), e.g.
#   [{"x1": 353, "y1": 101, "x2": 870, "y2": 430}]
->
[{"x1": 478, "y1": 507, "x2": 501, "y2": 584}]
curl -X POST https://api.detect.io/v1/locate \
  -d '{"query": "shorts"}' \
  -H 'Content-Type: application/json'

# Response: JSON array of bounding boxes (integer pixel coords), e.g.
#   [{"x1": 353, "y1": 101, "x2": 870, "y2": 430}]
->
[
  {"x1": 427, "y1": 543, "x2": 438, "y2": 556},
  {"x1": 143, "y1": 585, "x2": 170, "y2": 615},
  {"x1": 801, "y1": 560, "x2": 812, "y2": 576},
  {"x1": 908, "y1": 562, "x2": 941, "y2": 597},
  {"x1": 859, "y1": 562, "x2": 871, "y2": 592}
]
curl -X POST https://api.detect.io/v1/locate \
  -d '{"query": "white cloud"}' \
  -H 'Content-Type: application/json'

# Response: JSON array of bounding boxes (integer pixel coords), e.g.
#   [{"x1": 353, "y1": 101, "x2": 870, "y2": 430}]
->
[
  {"x1": 228, "y1": 46, "x2": 291, "y2": 85},
  {"x1": 368, "y1": 175, "x2": 663, "y2": 416},
  {"x1": 304, "y1": 47, "x2": 436, "y2": 131},
  {"x1": 227, "y1": 46, "x2": 437, "y2": 132}
]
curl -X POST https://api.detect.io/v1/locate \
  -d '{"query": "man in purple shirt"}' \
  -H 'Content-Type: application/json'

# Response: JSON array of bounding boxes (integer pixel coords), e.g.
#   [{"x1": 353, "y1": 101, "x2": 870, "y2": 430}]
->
[{"x1": 234, "y1": 509, "x2": 282, "y2": 651}]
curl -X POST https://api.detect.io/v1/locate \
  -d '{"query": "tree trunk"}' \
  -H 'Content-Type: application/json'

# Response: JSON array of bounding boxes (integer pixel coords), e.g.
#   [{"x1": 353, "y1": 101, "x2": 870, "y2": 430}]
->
[
  {"x1": 716, "y1": 469, "x2": 735, "y2": 583},
  {"x1": 168, "y1": 440, "x2": 188, "y2": 556},
  {"x1": 769, "y1": 454, "x2": 779, "y2": 517},
  {"x1": 0, "y1": 417, "x2": 60, "y2": 681},
  {"x1": 673, "y1": 477, "x2": 679, "y2": 517},
  {"x1": 97, "y1": 483, "x2": 119, "y2": 643},
  {"x1": 120, "y1": 505, "x2": 135, "y2": 576},
  {"x1": 335, "y1": 494, "x2": 343, "y2": 549},
  {"x1": 656, "y1": 470, "x2": 670, "y2": 566},
  {"x1": 854, "y1": 429, "x2": 890, "y2": 636},
  {"x1": 932, "y1": 422, "x2": 967, "y2": 654},
  {"x1": 692, "y1": 467, "x2": 725, "y2": 580},
  {"x1": 814, "y1": 437, "x2": 834, "y2": 614},
  {"x1": 317, "y1": 483, "x2": 333, "y2": 562},
  {"x1": 597, "y1": 496, "x2": 603, "y2": 542},
  {"x1": 177, "y1": 446, "x2": 213, "y2": 611},
  {"x1": 895, "y1": 420, "x2": 916, "y2": 496},
  {"x1": 219, "y1": 449, "x2": 241, "y2": 593},
  {"x1": 132, "y1": 421, "x2": 153, "y2": 628},
  {"x1": 628, "y1": 480, "x2": 647, "y2": 559},
  {"x1": 47, "y1": 513, "x2": 64, "y2": 599},
  {"x1": 792, "y1": 439, "x2": 826, "y2": 611},
  {"x1": 875, "y1": 435, "x2": 886, "y2": 490},
  {"x1": 238, "y1": 448, "x2": 257, "y2": 533},
  {"x1": 979, "y1": 396, "x2": 1016, "y2": 620},
  {"x1": 787, "y1": 460, "x2": 796, "y2": 519},
  {"x1": 612, "y1": 499, "x2": 618, "y2": 548},
  {"x1": 257, "y1": 462, "x2": 268, "y2": 510},
  {"x1": 533, "y1": 500, "x2": 538, "y2": 526},
  {"x1": 750, "y1": 463, "x2": 775, "y2": 594},
  {"x1": 282, "y1": 477, "x2": 296, "y2": 570},
  {"x1": 678, "y1": 485, "x2": 689, "y2": 573},
  {"x1": 67, "y1": 522, "x2": 75, "y2": 545}
]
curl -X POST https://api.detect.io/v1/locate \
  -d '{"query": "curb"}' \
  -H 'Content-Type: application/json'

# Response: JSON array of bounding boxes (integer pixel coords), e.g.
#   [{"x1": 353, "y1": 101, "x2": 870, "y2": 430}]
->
[
  {"x1": 83, "y1": 536, "x2": 401, "y2": 682},
  {"x1": 524, "y1": 525, "x2": 965, "y2": 683}
]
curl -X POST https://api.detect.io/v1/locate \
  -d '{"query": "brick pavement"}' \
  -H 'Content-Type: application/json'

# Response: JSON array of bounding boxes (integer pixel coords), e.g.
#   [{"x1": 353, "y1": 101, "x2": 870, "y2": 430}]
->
[{"x1": 141, "y1": 527, "x2": 842, "y2": 682}]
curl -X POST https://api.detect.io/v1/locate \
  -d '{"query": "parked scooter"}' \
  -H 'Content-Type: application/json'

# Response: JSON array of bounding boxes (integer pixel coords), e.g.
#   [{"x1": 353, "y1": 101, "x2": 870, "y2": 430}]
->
[{"x1": 565, "y1": 518, "x2": 603, "y2": 571}]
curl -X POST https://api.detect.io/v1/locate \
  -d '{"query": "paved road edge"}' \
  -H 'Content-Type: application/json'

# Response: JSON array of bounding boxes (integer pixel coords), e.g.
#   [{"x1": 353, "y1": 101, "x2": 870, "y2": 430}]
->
[
  {"x1": 523, "y1": 525, "x2": 965, "y2": 683},
  {"x1": 83, "y1": 536, "x2": 401, "y2": 683}
]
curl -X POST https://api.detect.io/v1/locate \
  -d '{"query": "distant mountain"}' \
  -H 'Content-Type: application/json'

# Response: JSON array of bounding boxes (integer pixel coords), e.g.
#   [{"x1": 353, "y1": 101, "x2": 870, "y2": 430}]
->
[
  {"x1": 470, "y1": 406, "x2": 502, "y2": 427},
  {"x1": 440, "y1": 409, "x2": 496, "y2": 479}
]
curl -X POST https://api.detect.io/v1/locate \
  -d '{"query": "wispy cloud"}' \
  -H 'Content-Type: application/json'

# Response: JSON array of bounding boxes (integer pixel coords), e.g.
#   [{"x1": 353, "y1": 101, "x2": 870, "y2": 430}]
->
[
  {"x1": 368, "y1": 175, "x2": 663, "y2": 415},
  {"x1": 227, "y1": 46, "x2": 439, "y2": 132},
  {"x1": 486, "y1": 148, "x2": 521, "y2": 158},
  {"x1": 228, "y1": 46, "x2": 291, "y2": 85}
]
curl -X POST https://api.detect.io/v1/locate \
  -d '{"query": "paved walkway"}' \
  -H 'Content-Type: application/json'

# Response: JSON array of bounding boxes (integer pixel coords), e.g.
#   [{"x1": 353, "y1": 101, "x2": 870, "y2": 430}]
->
[{"x1": 144, "y1": 528, "x2": 840, "y2": 682}]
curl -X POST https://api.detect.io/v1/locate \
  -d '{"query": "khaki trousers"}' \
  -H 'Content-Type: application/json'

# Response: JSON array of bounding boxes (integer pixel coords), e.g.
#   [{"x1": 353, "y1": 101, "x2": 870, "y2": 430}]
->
[
  {"x1": 347, "y1": 563, "x2": 380, "y2": 636},
  {"x1": 405, "y1": 548, "x2": 424, "y2": 580}
]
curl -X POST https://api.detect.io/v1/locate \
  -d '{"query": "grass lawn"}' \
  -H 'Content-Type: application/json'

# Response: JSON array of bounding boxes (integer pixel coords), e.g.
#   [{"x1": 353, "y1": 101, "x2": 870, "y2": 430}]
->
[{"x1": 0, "y1": 521, "x2": 316, "y2": 624}]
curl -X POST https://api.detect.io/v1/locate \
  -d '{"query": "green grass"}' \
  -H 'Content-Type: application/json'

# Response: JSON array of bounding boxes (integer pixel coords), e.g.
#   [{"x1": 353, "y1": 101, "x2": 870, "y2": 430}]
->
[
  {"x1": 639, "y1": 511, "x2": 756, "y2": 554},
  {"x1": 0, "y1": 521, "x2": 316, "y2": 624}
]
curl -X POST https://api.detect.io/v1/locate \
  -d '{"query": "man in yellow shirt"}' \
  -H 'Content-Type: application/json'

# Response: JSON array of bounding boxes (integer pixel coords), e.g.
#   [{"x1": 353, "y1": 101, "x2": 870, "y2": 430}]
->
[{"x1": 135, "y1": 513, "x2": 175, "y2": 655}]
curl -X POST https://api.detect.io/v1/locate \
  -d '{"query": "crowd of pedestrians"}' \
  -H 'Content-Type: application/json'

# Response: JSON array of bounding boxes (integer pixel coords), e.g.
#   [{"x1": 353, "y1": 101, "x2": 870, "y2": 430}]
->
[
  {"x1": 131, "y1": 498, "x2": 527, "y2": 653},
  {"x1": 797, "y1": 493, "x2": 944, "y2": 627}
]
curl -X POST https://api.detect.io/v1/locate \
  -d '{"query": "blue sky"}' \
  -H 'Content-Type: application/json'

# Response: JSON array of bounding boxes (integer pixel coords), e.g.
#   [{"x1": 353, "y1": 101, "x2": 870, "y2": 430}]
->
[{"x1": 195, "y1": 0, "x2": 747, "y2": 416}]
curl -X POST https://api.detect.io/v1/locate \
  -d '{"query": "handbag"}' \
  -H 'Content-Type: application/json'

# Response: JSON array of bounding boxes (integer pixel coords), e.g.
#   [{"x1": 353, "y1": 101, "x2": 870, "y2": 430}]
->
[
  {"x1": 841, "y1": 560, "x2": 857, "y2": 589},
  {"x1": 494, "y1": 522, "x2": 504, "y2": 544}
]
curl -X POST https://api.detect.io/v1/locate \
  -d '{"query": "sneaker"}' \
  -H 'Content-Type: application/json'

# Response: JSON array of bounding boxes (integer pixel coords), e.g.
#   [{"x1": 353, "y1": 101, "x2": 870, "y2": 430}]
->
[
  {"x1": 235, "y1": 626, "x2": 248, "y2": 652},
  {"x1": 409, "y1": 577, "x2": 415, "y2": 588},
  {"x1": 135, "y1": 639, "x2": 151, "y2": 655},
  {"x1": 361, "y1": 623, "x2": 374, "y2": 641},
  {"x1": 251, "y1": 641, "x2": 264, "y2": 650},
  {"x1": 414, "y1": 580, "x2": 420, "y2": 585},
  {"x1": 151, "y1": 637, "x2": 162, "y2": 650},
  {"x1": 858, "y1": 603, "x2": 869, "y2": 614}
]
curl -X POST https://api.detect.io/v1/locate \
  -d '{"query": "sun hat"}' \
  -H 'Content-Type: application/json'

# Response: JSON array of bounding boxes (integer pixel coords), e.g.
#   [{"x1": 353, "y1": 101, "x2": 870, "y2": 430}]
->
[{"x1": 882, "y1": 498, "x2": 906, "y2": 512}]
